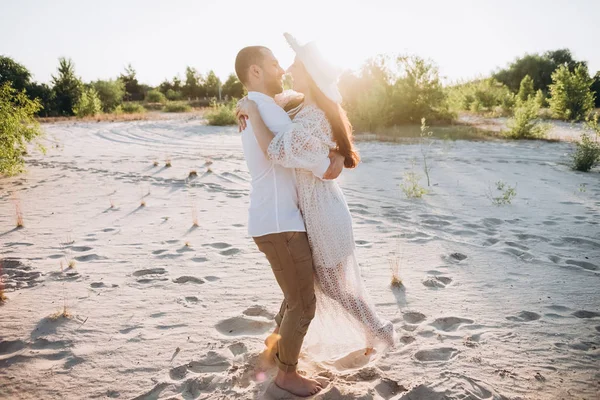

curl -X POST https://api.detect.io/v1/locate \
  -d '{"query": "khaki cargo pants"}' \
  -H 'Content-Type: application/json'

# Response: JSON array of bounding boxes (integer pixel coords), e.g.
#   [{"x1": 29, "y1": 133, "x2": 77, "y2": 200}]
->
[{"x1": 253, "y1": 231, "x2": 316, "y2": 372}]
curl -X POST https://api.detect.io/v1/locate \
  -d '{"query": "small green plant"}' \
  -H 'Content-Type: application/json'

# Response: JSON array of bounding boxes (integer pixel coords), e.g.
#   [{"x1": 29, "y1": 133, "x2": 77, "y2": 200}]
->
[
  {"x1": 504, "y1": 99, "x2": 549, "y2": 139},
  {"x1": 205, "y1": 100, "x2": 237, "y2": 126},
  {"x1": 578, "y1": 183, "x2": 587, "y2": 193},
  {"x1": 165, "y1": 158, "x2": 172, "y2": 167},
  {"x1": 117, "y1": 102, "x2": 146, "y2": 114},
  {"x1": 401, "y1": 170, "x2": 427, "y2": 198},
  {"x1": 164, "y1": 102, "x2": 191, "y2": 113},
  {"x1": 420, "y1": 118, "x2": 434, "y2": 186},
  {"x1": 488, "y1": 181, "x2": 517, "y2": 205},
  {"x1": 73, "y1": 87, "x2": 102, "y2": 117}
]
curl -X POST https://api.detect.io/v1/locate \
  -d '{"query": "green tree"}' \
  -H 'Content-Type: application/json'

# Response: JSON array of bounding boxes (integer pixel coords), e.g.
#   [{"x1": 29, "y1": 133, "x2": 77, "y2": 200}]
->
[
  {"x1": 222, "y1": 73, "x2": 245, "y2": 99},
  {"x1": 74, "y1": 87, "x2": 102, "y2": 117},
  {"x1": 391, "y1": 55, "x2": 447, "y2": 124},
  {"x1": 204, "y1": 70, "x2": 221, "y2": 99},
  {"x1": 92, "y1": 79, "x2": 125, "y2": 112},
  {"x1": 548, "y1": 64, "x2": 595, "y2": 121},
  {"x1": 120, "y1": 64, "x2": 143, "y2": 101},
  {"x1": 517, "y1": 75, "x2": 535, "y2": 103},
  {"x1": 494, "y1": 49, "x2": 585, "y2": 93},
  {"x1": 51, "y1": 57, "x2": 82, "y2": 116},
  {"x1": 0, "y1": 82, "x2": 43, "y2": 176},
  {"x1": 27, "y1": 82, "x2": 55, "y2": 116},
  {"x1": 183, "y1": 66, "x2": 205, "y2": 99},
  {"x1": 590, "y1": 71, "x2": 600, "y2": 108},
  {"x1": 0, "y1": 56, "x2": 31, "y2": 92},
  {"x1": 505, "y1": 98, "x2": 548, "y2": 139}
]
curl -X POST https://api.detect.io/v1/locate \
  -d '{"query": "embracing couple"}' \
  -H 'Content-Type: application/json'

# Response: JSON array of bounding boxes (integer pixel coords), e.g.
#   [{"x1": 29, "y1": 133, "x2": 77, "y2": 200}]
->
[{"x1": 235, "y1": 34, "x2": 396, "y2": 397}]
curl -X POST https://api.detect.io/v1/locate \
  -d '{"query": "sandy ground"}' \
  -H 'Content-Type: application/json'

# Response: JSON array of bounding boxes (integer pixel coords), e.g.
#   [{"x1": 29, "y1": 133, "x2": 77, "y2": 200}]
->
[{"x1": 0, "y1": 117, "x2": 599, "y2": 400}]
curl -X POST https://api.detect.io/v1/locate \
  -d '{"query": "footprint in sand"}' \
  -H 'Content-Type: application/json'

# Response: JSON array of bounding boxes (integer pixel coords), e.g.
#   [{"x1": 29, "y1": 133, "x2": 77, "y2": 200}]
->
[
  {"x1": 242, "y1": 305, "x2": 275, "y2": 319},
  {"x1": 152, "y1": 249, "x2": 167, "y2": 255},
  {"x1": 572, "y1": 310, "x2": 600, "y2": 319},
  {"x1": 595, "y1": 326, "x2": 600, "y2": 333},
  {"x1": 227, "y1": 342, "x2": 248, "y2": 356},
  {"x1": 70, "y1": 246, "x2": 92, "y2": 252},
  {"x1": 502, "y1": 247, "x2": 535, "y2": 261},
  {"x1": 220, "y1": 248, "x2": 240, "y2": 256},
  {"x1": 483, "y1": 238, "x2": 500, "y2": 246},
  {"x1": 173, "y1": 276, "x2": 205, "y2": 284},
  {"x1": 207, "y1": 242, "x2": 231, "y2": 249},
  {"x1": 133, "y1": 268, "x2": 168, "y2": 283},
  {"x1": 414, "y1": 347, "x2": 458, "y2": 362},
  {"x1": 449, "y1": 252, "x2": 467, "y2": 261},
  {"x1": 191, "y1": 257, "x2": 208, "y2": 263},
  {"x1": 548, "y1": 255, "x2": 561, "y2": 264},
  {"x1": 74, "y1": 254, "x2": 107, "y2": 262},
  {"x1": 565, "y1": 259, "x2": 598, "y2": 271},
  {"x1": 375, "y1": 378, "x2": 408, "y2": 399},
  {"x1": 215, "y1": 316, "x2": 273, "y2": 336},
  {"x1": 431, "y1": 317, "x2": 473, "y2": 332},
  {"x1": 355, "y1": 240, "x2": 372, "y2": 248},
  {"x1": 506, "y1": 311, "x2": 541, "y2": 322},
  {"x1": 505, "y1": 241, "x2": 529, "y2": 251},
  {"x1": 422, "y1": 276, "x2": 453, "y2": 289},
  {"x1": 403, "y1": 311, "x2": 426, "y2": 324}
]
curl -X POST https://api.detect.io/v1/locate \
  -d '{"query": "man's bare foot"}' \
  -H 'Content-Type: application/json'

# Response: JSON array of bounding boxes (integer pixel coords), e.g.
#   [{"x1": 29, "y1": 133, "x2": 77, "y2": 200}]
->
[{"x1": 275, "y1": 370, "x2": 322, "y2": 397}]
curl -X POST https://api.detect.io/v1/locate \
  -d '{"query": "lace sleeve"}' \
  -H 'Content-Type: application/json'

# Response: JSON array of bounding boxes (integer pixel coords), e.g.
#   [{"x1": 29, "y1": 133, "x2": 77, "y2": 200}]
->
[{"x1": 267, "y1": 107, "x2": 333, "y2": 172}]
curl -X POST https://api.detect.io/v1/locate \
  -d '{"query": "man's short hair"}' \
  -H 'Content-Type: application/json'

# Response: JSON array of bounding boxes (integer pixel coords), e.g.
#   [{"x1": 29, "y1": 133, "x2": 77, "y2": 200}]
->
[{"x1": 235, "y1": 46, "x2": 269, "y2": 86}]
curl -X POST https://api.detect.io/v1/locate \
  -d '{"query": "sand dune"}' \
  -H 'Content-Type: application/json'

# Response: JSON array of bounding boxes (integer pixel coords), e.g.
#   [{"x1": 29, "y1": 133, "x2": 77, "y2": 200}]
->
[{"x1": 1, "y1": 117, "x2": 599, "y2": 399}]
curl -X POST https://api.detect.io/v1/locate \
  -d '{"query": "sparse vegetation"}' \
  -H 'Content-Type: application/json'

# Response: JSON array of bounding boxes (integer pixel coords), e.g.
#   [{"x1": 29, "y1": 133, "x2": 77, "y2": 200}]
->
[
  {"x1": 189, "y1": 169, "x2": 198, "y2": 177},
  {"x1": 50, "y1": 305, "x2": 72, "y2": 320},
  {"x1": 446, "y1": 78, "x2": 515, "y2": 116},
  {"x1": 571, "y1": 114, "x2": 600, "y2": 172},
  {"x1": 164, "y1": 102, "x2": 191, "y2": 113},
  {"x1": 488, "y1": 181, "x2": 517, "y2": 205},
  {"x1": 145, "y1": 89, "x2": 167, "y2": 104},
  {"x1": 165, "y1": 158, "x2": 172, "y2": 167},
  {"x1": 206, "y1": 100, "x2": 237, "y2": 126},
  {"x1": 117, "y1": 102, "x2": 146, "y2": 114},
  {"x1": 192, "y1": 206, "x2": 199, "y2": 227}
]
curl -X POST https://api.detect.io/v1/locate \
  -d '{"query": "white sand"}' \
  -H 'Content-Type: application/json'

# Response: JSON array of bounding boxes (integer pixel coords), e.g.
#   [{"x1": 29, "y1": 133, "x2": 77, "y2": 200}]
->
[{"x1": 1, "y1": 117, "x2": 599, "y2": 399}]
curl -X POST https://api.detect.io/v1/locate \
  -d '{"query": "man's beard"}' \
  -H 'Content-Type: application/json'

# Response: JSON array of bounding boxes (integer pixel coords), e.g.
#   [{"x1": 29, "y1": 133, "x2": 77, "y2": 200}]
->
[{"x1": 265, "y1": 76, "x2": 283, "y2": 97}]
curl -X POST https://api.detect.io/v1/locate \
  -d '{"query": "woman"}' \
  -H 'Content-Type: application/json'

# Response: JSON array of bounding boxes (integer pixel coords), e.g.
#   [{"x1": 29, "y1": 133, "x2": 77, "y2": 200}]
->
[{"x1": 238, "y1": 34, "x2": 395, "y2": 361}]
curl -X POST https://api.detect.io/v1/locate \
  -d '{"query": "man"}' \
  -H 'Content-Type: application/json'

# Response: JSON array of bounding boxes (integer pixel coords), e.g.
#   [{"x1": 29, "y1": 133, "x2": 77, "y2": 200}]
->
[{"x1": 234, "y1": 46, "x2": 344, "y2": 397}]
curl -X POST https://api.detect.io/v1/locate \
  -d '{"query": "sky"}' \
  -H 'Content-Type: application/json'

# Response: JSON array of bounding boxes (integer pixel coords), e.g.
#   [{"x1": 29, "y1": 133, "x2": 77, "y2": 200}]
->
[{"x1": 1, "y1": 0, "x2": 599, "y2": 86}]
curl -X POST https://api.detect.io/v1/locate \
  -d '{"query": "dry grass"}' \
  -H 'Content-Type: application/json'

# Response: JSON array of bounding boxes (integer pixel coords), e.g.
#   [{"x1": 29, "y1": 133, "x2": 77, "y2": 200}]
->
[
  {"x1": 389, "y1": 257, "x2": 402, "y2": 288},
  {"x1": 153, "y1": 161, "x2": 159, "y2": 167},
  {"x1": 185, "y1": 241, "x2": 191, "y2": 247},
  {"x1": 15, "y1": 202, "x2": 24, "y2": 228},
  {"x1": 50, "y1": 305, "x2": 72, "y2": 320},
  {"x1": 37, "y1": 112, "x2": 155, "y2": 124},
  {"x1": 165, "y1": 158, "x2": 172, "y2": 168},
  {"x1": 140, "y1": 199, "x2": 146, "y2": 207},
  {"x1": 207, "y1": 167, "x2": 213, "y2": 173},
  {"x1": 109, "y1": 197, "x2": 116, "y2": 209},
  {"x1": 192, "y1": 207, "x2": 199, "y2": 227},
  {"x1": 189, "y1": 169, "x2": 198, "y2": 178},
  {"x1": 0, "y1": 289, "x2": 6, "y2": 304}
]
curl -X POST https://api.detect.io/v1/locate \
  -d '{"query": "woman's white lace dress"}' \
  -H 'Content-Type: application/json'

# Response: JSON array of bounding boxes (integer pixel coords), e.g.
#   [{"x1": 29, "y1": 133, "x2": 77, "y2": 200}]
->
[{"x1": 267, "y1": 102, "x2": 396, "y2": 361}]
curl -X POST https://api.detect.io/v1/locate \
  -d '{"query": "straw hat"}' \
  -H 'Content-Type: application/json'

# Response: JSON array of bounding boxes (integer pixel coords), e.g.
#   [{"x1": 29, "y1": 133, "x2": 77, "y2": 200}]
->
[{"x1": 284, "y1": 33, "x2": 342, "y2": 104}]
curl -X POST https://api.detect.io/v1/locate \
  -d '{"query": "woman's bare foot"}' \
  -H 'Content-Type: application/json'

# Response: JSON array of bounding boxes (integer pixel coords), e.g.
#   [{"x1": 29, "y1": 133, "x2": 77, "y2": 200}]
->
[
  {"x1": 265, "y1": 326, "x2": 280, "y2": 347},
  {"x1": 275, "y1": 370, "x2": 322, "y2": 397},
  {"x1": 364, "y1": 347, "x2": 375, "y2": 356}
]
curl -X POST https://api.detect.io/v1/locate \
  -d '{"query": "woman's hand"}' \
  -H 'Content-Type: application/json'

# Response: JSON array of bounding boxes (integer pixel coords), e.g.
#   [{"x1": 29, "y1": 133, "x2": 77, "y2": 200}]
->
[{"x1": 236, "y1": 97, "x2": 258, "y2": 132}]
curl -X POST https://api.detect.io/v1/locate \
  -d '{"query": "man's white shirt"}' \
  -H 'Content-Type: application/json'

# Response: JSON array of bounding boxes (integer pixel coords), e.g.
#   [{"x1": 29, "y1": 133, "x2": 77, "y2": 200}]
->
[{"x1": 241, "y1": 91, "x2": 329, "y2": 237}]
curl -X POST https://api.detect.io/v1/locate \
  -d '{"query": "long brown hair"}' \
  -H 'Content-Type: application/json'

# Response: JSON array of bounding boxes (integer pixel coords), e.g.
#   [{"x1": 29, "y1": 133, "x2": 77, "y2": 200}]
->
[{"x1": 302, "y1": 64, "x2": 360, "y2": 168}]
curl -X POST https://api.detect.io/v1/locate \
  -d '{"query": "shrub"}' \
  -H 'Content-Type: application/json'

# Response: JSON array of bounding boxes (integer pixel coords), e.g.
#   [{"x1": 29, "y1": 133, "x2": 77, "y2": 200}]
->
[
  {"x1": 165, "y1": 88, "x2": 182, "y2": 101},
  {"x1": 548, "y1": 64, "x2": 595, "y2": 121},
  {"x1": 505, "y1": 98, "x2": 548, "y2": 139},
  {"x1": 0, "y1": 82, "x2": 43, "y2": 176},
  {"x1": 146, "y1": 89, "x2": 166, "y2": 104},
  {"x1": 447, "y1": 78, "x2": 515, "y2": 115},
  {"x1": 74, "y1": 87, "x2": 102, "y2": 117},
  {"x1": 117, "y1": 102, "x2": 146, "y2": 114},
  {"x1": 205, "y1": 101, "x2": 237, "y2": 125},
  {"x1": 92, "y1": 79, "x2": 125, "y2": 112},
  {"x1": 488, "y1": 181, "x2": 517, "y2": 206},
  {"x1": 571, "y1": 114, "x2": 600, "y2": 172},
  {"x1": 517, "y1": 75, "x2": 535, "y2": 103},
  {"x1": 164, "y1": 102, "x2": 191, "y2": 113}
]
